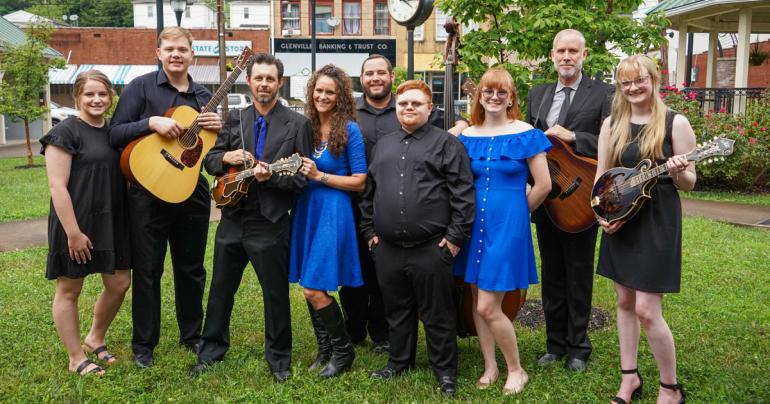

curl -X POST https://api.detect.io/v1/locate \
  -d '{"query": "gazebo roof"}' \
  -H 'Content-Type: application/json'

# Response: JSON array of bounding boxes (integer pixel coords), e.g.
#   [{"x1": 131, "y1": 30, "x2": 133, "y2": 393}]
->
[{"x1": 649, "y1": 0, "x2": 770, "y2": 33}]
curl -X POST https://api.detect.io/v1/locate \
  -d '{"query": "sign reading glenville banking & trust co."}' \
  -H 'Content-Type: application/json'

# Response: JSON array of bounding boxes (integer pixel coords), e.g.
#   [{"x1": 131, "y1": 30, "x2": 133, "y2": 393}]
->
[{"x1": 192, "y1": 40, "x2": 252, "y2": 57}]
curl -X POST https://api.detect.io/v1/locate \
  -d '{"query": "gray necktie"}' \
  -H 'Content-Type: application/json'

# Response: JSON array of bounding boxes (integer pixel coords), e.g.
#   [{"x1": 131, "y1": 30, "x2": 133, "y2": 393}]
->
[{"x1": 556, "y1": 87, "x2": 573, "y2": 126}]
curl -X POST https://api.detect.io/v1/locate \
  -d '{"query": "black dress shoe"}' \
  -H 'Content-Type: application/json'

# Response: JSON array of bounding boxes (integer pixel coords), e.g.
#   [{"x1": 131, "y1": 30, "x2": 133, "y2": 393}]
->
[
  {"x1": 272, "y1": 370, "x2": 291, "y2": 383},
  {"x1": 537, "y1": 353, "x2": 564, "y2": 367},
  {"x1": 134, "y1": 352, "x2": 153, "y2": 368},
  {"x1": 189, "y1": 362, "x2": 209, "y2": 377},
  {"x1": 566, "y1": 357, "x2": 588, "y2": 372},
  {"x1": 438, "y1": 376, "x2": 457, "y2": 396},
  {"x1": 370, "y1": 367, "x2": 400, "y2": 379}
]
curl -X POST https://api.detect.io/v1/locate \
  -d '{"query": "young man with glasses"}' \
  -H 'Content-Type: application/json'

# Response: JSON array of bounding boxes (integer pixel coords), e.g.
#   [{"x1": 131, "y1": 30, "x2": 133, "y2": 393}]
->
[{"x1": 525, "y1": 29, "x2": 614, "y2": 372}]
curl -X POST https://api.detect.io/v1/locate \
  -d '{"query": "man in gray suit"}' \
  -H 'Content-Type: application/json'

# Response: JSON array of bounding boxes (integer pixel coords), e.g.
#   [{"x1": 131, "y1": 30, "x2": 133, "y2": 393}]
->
[{"x1": 525, "y1": 29, "x2": 613, "y2": 372}]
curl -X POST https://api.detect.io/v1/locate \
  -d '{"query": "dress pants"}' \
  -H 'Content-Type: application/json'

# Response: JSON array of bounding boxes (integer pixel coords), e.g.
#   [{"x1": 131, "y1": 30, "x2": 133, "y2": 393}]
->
[
  {"x1": 536, "y1": 218, "x2": 598, "y2": 361},
  {"x1": 339, "y1": 214, "x2": 388, "y2": 344},
  {"x1": 197, "y1": 210, "x2": 292, "y2": 372},
  {"x1": 128, "y1": 185, "x2": 209, "y2": 355},
  {"x1": 374, "y1": 237, "x2": 457, "y2": 378}
]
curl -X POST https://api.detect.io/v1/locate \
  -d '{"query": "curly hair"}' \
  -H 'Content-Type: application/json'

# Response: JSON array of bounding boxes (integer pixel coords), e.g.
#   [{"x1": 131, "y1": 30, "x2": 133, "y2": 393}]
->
[{"x1": 305, "y1": 64, "x2": 356, "y2": 157}]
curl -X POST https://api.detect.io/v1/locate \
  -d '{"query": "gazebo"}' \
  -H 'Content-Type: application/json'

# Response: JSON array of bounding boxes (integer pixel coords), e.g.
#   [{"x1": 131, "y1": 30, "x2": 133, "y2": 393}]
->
[{"x1": 650, "y1": 0, "x2": 770, "y2": 112}]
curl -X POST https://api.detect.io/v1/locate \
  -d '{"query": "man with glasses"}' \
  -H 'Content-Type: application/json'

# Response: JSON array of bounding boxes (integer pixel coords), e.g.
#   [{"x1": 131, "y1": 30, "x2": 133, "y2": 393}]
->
[
  {"x1": 360, "y1": 80, "x2": 474, "y2": 396},
  {"x1": 525, "y1": 29, "x2": 613, "y2": 372}
]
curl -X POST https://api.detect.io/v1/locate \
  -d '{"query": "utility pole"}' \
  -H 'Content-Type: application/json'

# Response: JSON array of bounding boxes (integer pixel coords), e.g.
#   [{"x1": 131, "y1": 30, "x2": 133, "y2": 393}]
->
[
  {"x1": 217, "y1": 0, "x2": 228, "y2": 112},
  {"x1": 155, "y1": 0, "x2": 164, "y2": 69}
]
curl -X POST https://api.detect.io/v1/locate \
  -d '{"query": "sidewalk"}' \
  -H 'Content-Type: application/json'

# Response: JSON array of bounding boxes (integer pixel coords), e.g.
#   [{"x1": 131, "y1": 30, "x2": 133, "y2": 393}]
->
[{"x1": 0, "y1": 198, "x2": 766, "y2": 253}]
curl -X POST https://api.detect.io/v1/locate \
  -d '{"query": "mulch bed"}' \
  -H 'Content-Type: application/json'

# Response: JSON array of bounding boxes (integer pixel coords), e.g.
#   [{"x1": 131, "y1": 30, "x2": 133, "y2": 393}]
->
[{"x1": 515, "y1": 299, "x2": 610, "y2": 331}]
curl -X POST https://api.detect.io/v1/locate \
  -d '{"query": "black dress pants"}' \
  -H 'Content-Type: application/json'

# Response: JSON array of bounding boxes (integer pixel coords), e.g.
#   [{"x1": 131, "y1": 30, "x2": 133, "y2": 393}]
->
[
  {"x1": 197, "y1": 210, "x2": 292, "y2": 372},
  {"x1": 339, "y1": 218, "x2": 388, "y2": 344},
  {"x1": 128, "y1": 185, "x2": 209, "y2": 355},
  {"x1": 536, "y1": 218, "x2": 598, "y2": 361},
  {"x1": 373, "y1": 237, "x2": 457, "y2": 378}
]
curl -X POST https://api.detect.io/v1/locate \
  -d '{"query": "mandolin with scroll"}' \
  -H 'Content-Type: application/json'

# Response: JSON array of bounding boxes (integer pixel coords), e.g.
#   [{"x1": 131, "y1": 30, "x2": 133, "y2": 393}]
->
[{"x1": 211, "y1": 153, "x2": 303, "y2": 208}]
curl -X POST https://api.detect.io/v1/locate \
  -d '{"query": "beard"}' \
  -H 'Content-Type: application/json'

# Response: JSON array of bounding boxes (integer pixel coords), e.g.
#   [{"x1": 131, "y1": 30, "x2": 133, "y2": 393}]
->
[
  {"x1": 363, "y1": 82, "x2": 392, "y2": 101},
  {"x1": 554, "y1": 59, "x2": 583, "y2": 79},
  {"x1": 254, "y1": 89, "x2": 278, "y2": 105}
]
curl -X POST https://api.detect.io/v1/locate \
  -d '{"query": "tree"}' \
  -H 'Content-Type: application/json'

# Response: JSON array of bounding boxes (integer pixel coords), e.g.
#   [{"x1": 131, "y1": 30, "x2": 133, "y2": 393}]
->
[
  {"x1": 437, "y1": 0, "x2": 669, "y2": 106},
  {"x1": 0, "y1": 23, "x2": 64, "y2": 167},
  {"x1": 25, "y1": 0, "x2": 133, "y2": 27},
  {"x1": 0, "y1": 1, "x2": 32, "y2": 16}
]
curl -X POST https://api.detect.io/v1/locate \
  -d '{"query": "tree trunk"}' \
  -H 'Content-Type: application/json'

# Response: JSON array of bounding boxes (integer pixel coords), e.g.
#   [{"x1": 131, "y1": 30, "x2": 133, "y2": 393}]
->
[{"x1": 24, "y1": 118, "x2": 33, "y2": 167}]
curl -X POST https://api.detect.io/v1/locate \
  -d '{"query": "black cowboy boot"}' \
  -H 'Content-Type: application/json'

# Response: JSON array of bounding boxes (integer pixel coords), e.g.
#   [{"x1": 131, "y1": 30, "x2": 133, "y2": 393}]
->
[
  {"x1": 307, "y1": 300, "x2": 332, "y2": 371},
  {"x1": 317, "y1": 297, "x2": 355, "y2": 378}
]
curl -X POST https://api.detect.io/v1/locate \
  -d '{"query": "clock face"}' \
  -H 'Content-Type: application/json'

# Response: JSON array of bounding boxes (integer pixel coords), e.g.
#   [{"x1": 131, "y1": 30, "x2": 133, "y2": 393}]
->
[{"x1": 388, "y1": 0, "x2": 420, "y2": 24}]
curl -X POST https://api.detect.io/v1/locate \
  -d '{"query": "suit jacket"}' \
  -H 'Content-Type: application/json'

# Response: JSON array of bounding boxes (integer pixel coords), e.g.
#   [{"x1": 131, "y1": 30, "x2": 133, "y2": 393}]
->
[
  {"x1": 204, "y1": 103, "x2": 313, "y2": 223},
  {"x1": 525, "y1": 74, "x2": 613, "y2": 224}
]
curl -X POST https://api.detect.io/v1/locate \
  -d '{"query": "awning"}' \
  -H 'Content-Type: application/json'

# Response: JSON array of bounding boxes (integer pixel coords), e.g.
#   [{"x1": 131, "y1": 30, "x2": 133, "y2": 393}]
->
[{"x1": 48, "y1": 64, "x2": 247, "y2": 86}]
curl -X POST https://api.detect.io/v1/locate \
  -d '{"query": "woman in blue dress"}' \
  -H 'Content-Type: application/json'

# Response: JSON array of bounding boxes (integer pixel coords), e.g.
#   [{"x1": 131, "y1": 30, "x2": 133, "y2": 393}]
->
[
  {"x1": 289, "y1": 64, "x2": 367, "y2": 378},
  {"x1": 456, "y1": 67, "x2": 552, "y2": 394}
]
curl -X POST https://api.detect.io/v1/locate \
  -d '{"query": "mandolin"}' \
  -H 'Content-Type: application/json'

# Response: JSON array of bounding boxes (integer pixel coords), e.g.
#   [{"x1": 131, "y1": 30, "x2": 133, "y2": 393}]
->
[
  {"x1": 591, "y1": 136, "x2": 735, "y2": 224},
  {"x1": 120, "y1": 47, "x2": 255, "y2": 203},
  {"x1": 211, "y1": 153, "x2": 302, "y2": 208}
]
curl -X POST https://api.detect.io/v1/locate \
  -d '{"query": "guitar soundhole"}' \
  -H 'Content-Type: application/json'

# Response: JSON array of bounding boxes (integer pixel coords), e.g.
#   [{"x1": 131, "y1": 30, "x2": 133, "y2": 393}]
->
[{"x1": 181, "y1": 138, "x2": 203, "y2": 168}]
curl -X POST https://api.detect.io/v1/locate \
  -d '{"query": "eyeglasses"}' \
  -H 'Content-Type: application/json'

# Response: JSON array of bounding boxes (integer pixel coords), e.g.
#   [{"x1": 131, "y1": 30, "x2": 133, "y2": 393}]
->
[
  {"x1": 397, "y1": 100, "x2": 429, "y2": 108},
  {"x1": 481, "y1": 88, "x2": 509, "y2": 99},
  {"x1": 619, "y1": 76, "x2": 650, "y2": 89}
]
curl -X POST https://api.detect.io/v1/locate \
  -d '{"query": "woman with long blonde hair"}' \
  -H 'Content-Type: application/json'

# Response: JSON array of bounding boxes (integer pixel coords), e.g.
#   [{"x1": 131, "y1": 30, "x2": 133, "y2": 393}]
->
[
  {"x1": 41, "y1": 70, "x2": 131, "y2": 376},
  {"x1": 595, "y1": 55, "x2": 695, "y2": 404}
]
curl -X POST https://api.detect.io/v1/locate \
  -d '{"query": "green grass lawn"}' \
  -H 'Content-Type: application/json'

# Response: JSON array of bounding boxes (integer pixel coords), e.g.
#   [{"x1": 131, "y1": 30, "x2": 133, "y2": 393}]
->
[
  {"x1": 0, "y1": 156, "x2": 50, "y2": 222},
  {"x1": 681, "y1": 189, "x2": 770, "y2": 206},
  {"x1": 0, "y1": 218, "x2": 767, "y2": 402}
]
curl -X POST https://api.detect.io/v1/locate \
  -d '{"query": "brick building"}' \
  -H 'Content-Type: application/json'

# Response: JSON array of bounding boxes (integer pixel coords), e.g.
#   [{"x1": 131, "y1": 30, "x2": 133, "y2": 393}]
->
[{"x1": 690, "y1": 39, "x2": 770, "y2": 89}]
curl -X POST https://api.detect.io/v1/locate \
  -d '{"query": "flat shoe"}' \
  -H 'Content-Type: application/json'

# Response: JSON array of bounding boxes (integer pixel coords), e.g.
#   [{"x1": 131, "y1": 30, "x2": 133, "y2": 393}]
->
[
  {"x1": 74, "y1": 359, "x2": 104, "y2": 376},
  {"x1": 83, "y1": 344, "x2": 115, "y2": 363},
  {"x1": 475, "y1": 372, "x2": 499, "y2": 389},
  {"x1": 502, "y1": 372, "x2": 529, "y2": 395}
]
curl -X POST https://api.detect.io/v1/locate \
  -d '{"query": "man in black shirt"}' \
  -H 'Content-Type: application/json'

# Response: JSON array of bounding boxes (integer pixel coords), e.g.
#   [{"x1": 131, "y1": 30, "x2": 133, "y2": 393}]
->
[
  {"x1": 342, "y1": 54, "x2": 468, "y2": 354},
  {"x1": 360, "y1": 80, "x2": 474, "y2": 396},
  {"x1": 109, "y1": 27, "x2": 222, "y2": 368},
  {"x1": 189, "y1": 53, "x2": 312, "y2": 382}
]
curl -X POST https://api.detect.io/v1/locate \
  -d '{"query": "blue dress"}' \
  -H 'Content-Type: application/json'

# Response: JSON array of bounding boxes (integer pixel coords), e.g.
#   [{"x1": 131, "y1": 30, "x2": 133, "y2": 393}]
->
[
  {"x1": 289, "y1": 121, "x2": 368, "y2": 291},
  {"x1": 454, "y1": 129, "x2": 552, "y2": 291}
]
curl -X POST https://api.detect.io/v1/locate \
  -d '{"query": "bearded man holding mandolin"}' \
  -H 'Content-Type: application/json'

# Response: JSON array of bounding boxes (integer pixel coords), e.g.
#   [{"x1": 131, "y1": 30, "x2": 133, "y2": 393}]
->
[{"x1": 109, "y1": 27, "x2": 222, "y2": 369}]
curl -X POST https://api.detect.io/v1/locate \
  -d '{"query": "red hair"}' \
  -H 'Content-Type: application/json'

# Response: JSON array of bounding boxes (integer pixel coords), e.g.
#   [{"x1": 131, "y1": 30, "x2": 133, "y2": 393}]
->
[
  {"x1": 470, "y1": 67, "x2": 520, "y2": 125},
  {"x1": 395, "y1": 80, "x2": 433, "y2": 102}
]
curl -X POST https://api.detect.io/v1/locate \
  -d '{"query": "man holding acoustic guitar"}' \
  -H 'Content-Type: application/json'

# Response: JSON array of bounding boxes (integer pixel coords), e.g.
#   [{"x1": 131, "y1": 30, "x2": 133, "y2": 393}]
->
[
  {"x1": 525, "y1": 29, "x2": 613, "y2": 372},
  {"x1": 109, "y1": 27, "x2": 222, "y2": 369}
]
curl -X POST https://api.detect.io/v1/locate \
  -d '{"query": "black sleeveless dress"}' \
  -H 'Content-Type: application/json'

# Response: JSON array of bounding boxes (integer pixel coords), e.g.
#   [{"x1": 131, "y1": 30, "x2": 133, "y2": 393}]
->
[
  {"x1": 597, "y1": 111, "x2": 682, "y2": 293},
  {"x1": 40, "y1": 117, "x2": 131, "y2": 280}
]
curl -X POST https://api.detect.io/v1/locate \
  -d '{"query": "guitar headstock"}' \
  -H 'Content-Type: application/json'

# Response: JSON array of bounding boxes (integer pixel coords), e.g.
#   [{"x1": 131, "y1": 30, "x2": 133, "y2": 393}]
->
[
  {"x1": 688, "y1": 136, "x2": 735, "y2": 164},
  {"x1": 269, "y1": 153, "x2": 302, "y2": 176},
  {"x1": 232, "y1": 47, "x2": 255, "y2": 71}
]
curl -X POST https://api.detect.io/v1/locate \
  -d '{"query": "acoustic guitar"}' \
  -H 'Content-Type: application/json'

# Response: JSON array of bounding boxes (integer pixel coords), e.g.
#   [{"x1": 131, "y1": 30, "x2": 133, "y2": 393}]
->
[
  {"x1": 591, "y1": 136, "x2": 735, "y2": 224},
  {"x1": 120, "y1": 48, "x2": 255, "y2": 203},
  {"x1": 211, "y1": 153, "x2": 302, "y2": 208},
  {"x1": 542, "y1": 135, "x2": 599, "y2": 233}
]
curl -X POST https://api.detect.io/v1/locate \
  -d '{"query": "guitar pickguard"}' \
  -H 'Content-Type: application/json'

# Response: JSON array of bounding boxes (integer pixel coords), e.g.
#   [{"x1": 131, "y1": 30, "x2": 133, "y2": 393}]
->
[{"x1": 180, "y1": 137, "x2": 203, "y2": 168}]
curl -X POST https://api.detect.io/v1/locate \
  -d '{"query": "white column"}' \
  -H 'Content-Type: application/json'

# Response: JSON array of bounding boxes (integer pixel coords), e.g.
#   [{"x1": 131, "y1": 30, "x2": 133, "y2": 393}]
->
[
  {"x1": 734, "y1": 8, "x2": 752, "y2": 112},
  {"x1": 0, "y1": 115, "x2": 5, "y2": 145},
  {"x1": 675, "y1": 22, "x2": 688, "y2": 89},
  {"x1": 706, "y1": 30, "x2": 718, "y2": 88}
]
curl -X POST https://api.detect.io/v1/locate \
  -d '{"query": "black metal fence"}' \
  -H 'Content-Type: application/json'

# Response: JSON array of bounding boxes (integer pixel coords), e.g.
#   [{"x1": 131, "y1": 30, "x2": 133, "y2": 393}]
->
[{"x1": 684, "y1": 87, "x2": 767, "y2": 114}]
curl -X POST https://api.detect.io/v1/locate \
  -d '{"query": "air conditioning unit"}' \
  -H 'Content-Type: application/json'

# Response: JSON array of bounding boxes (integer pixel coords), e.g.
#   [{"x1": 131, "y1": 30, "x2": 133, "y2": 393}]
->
[{"x1": 282, "y1": 28, "x2": 300, "y2": 36}]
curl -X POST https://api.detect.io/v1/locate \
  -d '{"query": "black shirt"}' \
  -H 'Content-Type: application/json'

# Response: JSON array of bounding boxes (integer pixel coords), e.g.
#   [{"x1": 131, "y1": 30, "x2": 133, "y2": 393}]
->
[
  {"x1": 355, "y1": 95, "x2": 465, "y2": 159},
  {"x1": 109, "y1": 69, "x2": 212, "y2": 149},
  {"x1": 360, "y1": 123, "x2": 475, "y2": 246}
]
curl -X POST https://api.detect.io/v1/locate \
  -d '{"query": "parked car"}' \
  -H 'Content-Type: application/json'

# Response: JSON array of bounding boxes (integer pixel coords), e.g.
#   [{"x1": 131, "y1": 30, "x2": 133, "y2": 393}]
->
[
  {"x1": 50, "y1": 101, "x2": 77, "y2": 125},
  {"x1": 218, "y1": 93, "x2": 252, "y2": 112}
]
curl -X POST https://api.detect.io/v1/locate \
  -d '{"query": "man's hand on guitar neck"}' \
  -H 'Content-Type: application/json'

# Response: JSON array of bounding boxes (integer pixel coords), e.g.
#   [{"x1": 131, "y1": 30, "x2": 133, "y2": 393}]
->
[{"x1": 545, "y1": 124, "x2": 576, "y2": 143}]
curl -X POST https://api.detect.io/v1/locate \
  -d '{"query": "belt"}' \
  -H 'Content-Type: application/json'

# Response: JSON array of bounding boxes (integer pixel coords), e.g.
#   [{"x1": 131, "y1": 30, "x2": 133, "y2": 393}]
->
[{"x1": 388, "y1": 235, "x2": 441, "y2": 248}]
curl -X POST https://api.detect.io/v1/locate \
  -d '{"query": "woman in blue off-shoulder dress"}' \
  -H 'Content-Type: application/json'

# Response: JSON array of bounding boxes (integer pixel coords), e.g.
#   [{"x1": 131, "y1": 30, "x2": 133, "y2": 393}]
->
[{"x1": 455, "y1": 67, "x2": 552, "y2": 395}]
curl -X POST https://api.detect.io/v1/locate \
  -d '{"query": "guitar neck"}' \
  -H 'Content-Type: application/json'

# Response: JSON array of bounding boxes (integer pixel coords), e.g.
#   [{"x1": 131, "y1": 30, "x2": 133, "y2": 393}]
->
[
  {"x1": 233, "y1": 160, "x2": 285, "y2": 181},
  {"x1": 201, "y1": 65, "x2": 246, "y2": 114}
]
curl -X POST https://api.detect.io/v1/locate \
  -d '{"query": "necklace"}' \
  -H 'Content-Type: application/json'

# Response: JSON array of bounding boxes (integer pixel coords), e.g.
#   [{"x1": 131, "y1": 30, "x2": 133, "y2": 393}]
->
[{"x1": 313, "y1": 141, "x2": 328, "y2": 159}]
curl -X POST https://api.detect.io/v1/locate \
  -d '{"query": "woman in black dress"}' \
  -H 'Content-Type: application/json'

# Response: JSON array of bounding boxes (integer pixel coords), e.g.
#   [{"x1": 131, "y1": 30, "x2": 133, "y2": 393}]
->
[
  {"x1": 595, "y1": 55, "x2": 695, "y2": 404},
  {"x1": 41, "y1": 70, "x2": 130, "y2": 376}
]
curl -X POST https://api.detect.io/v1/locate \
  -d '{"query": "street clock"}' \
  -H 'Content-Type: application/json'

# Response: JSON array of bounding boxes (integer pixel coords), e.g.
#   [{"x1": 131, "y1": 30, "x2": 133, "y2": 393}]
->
[{"x1": 388, "y1": 0, "x2": 434, "y2": 27}]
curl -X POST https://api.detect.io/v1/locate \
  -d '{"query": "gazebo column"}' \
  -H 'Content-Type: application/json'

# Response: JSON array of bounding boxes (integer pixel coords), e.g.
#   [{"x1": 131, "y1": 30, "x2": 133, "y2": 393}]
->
[
  {"x1": 705, "y1": 29, "x2": 719, "y2": 113},
  {"x1": 676, "y1": 21, "x2": 688, "y2": 88},
  {"x1": 734, "y1": 8, "x2": 752, "y2": 113}
]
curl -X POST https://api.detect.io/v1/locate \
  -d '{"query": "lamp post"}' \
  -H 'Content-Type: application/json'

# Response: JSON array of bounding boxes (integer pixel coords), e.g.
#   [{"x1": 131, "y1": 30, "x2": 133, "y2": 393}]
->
[{"x1": 170, "y1": 0, "x2": 186, "y2": 26}]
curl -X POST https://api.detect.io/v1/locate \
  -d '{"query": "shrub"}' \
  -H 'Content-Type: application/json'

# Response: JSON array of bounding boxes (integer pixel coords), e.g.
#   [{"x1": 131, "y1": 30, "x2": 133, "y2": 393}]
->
[{"x1": 662, "y1": 87, "x2": 770, "y2": 191}]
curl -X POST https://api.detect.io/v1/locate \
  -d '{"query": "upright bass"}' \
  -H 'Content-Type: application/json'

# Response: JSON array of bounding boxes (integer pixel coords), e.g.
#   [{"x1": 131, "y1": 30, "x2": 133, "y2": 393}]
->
[{"x1": 442, "y1": 19, "x2": 526, "y2": 337}]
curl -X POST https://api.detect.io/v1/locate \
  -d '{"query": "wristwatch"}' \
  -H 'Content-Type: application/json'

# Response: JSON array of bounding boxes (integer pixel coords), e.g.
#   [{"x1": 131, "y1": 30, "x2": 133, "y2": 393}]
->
[{"x1": 320, "y1": 172, "x2": 329, "y2": 183}]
